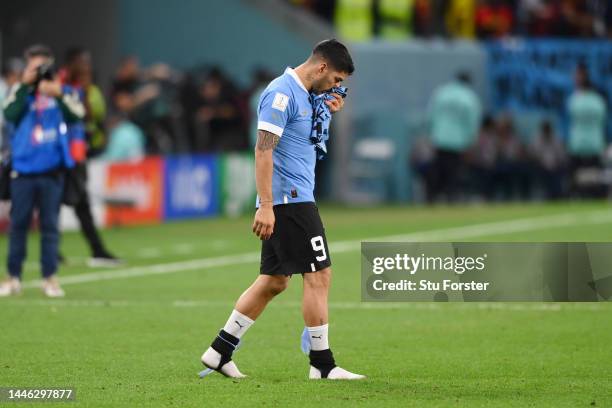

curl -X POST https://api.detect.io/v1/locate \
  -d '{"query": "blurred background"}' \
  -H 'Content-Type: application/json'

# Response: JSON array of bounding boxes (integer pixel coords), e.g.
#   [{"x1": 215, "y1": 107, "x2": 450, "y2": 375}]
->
[{"x1": 1, "y1": 0, "x2": 612, "y2": 231}]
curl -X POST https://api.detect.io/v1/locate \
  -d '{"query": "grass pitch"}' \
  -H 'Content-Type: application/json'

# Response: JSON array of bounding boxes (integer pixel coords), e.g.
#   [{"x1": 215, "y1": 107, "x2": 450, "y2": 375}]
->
[{"x1": 1, "y1": 201, "x2": 612, "y2": 407}]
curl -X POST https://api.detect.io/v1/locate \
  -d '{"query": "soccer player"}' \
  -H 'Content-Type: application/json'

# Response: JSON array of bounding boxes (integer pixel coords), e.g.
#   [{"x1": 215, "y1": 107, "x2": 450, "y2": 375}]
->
[{"x1": 201, "y1": 39, "x2": 364, "y2": 380}]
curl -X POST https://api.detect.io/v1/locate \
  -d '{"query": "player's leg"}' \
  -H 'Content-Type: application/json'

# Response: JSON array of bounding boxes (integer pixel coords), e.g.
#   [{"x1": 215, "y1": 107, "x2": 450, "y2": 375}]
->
[
  {"x1": 302, "y1": 267, "x2": 365, "y2": 380},
  {"x1": 235, "y1": 274, "x2": 290, "y2": 318},
  {"x1": 302, "y1": 266, "x2": 331, "y2": 327},
  {"x1": 200, "y1": 203, "x2": 293, "y2": 379},
  {"x1": 200, "y1": 273, "x2": 289, "y2": 378},
  {"x1": 294, "y1": 203, "x2": 364, "y2": 380}
]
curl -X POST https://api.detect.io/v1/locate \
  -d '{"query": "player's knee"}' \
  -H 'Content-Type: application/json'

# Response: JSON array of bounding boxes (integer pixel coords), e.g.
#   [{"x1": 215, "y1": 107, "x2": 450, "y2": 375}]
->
[
  {"x1": 267, "y1": 276, "x2": 289, "y2": 296},
  {"x1": 304, "y1": 267, "x2": 332, "y2": 290}
]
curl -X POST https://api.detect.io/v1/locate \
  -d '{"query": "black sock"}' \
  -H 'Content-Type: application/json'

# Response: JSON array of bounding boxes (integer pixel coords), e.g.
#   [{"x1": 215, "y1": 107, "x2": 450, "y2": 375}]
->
[
  {"x1": 209, "y1": 330, "x2": 239, "y2": 369},
  {"x1": 309, "y1": 349, "x2": 336, "y2": 378}
]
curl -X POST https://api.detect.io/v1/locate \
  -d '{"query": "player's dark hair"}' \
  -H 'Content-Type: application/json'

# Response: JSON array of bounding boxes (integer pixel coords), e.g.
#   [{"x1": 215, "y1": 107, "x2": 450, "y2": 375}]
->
[
  {"x1": 23, "y1": 44, "x2": 54, "y2": 60},
  {"x1": 312, "y1": 39, "x2": 354, "y2": 75}
]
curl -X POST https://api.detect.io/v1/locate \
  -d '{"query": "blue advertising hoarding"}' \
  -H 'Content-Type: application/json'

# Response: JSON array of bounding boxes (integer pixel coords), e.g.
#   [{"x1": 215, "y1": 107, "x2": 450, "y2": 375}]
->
[{"x1": 163, "y1": 155, "x2": 220, "y2": 220}]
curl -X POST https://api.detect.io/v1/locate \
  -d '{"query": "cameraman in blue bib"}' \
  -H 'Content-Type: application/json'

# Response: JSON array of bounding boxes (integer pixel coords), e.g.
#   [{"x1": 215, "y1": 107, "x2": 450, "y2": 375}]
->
[{"x1": 0, "y1": 44, "x2": 84, "y2": 298}]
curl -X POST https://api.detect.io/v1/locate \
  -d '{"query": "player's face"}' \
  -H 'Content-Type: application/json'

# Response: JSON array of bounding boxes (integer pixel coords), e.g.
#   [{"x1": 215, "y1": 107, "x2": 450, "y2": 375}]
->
[{"x1": 312, "y1": 63, "x2": 347, "y2": 94}]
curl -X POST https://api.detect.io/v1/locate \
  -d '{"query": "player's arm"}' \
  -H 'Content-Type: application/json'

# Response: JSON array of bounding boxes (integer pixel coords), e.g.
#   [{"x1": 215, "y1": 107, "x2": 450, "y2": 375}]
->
[{"x1": 252, "y1": 129, "x2": 280, "y2": 240}]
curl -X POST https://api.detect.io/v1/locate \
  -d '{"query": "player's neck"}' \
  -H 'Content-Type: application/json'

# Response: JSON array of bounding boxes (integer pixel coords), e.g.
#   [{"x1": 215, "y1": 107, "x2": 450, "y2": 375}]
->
[{"x1": 294, "y1": 64, "x2": 314, "y2": 92}]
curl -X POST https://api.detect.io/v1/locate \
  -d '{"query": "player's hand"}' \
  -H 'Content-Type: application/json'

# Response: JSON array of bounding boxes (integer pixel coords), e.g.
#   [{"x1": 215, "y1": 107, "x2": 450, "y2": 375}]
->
[
  {"x1": 253, "y1": 205, "x2": 275, "y2": 240},
  {"x1": 38, "y1": 79, "x2": 62, "y2": 97},
  {"x1": 325, "y1": 93, "x2": 344, "y2": 114}
]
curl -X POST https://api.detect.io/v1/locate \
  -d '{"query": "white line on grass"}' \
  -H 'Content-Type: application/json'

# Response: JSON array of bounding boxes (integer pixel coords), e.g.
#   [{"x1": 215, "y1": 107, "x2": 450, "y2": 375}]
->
[
  {"x1": 19, "y1": 209, "x2": 612, "y2": 290},
  {"x1": 136, "y1": 247, "x2": 162, "y2": 259},
  {"x1": 2, "y1": 298, "x2": 608, "y2": 312},
  {"x1": 173, "y1": 243, "x2": 196, "y2": 254}
]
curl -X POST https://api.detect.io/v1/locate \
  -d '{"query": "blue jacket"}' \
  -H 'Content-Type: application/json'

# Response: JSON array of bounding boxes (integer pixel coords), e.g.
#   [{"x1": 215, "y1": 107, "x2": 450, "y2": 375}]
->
[{"x1": 3, "y1": 83, "x2": 84, "y2": 174}]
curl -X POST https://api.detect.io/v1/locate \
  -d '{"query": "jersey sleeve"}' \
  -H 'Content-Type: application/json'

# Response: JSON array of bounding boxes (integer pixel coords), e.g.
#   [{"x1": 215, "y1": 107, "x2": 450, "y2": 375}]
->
[{"x1": 257, "y1": 87, "x2": 294, "y2": 137}]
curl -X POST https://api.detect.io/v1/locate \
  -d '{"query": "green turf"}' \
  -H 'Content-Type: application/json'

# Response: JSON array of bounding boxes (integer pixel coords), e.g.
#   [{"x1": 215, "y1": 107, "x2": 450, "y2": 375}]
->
[{"x1": 1, "y1": 201, "x2": 612, "y2": 407}]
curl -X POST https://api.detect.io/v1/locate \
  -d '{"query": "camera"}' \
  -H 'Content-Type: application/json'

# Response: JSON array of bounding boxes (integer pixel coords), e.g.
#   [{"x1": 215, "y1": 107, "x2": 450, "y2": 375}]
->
[{"x1": 35, "y1": 62, "x2": 56, "y2": 83}]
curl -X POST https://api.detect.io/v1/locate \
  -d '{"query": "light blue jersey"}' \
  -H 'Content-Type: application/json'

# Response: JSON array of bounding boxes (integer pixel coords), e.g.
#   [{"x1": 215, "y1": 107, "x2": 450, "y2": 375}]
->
[{"x1": 256, "y1": 67, "x2": 319, "y2": 207}]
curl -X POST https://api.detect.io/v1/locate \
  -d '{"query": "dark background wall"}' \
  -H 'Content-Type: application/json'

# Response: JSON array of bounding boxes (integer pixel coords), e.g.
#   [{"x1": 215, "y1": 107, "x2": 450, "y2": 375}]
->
[
  {"x1": 0, "y1": 0, "x2": 312, "y2": 90},
  {"x1": 0, "y1": 0, "x2": 119, "y2": 90}
]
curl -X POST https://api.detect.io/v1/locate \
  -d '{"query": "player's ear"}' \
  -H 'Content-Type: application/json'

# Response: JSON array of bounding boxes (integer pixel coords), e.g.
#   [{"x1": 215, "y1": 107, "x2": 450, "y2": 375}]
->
[{"x1": 318, "y1": 62, "x2": 327, "y2": 74}]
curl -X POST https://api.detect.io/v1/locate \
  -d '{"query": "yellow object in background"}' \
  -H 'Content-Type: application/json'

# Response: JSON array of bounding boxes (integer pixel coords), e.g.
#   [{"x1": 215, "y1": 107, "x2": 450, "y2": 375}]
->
[
  {"x1": 379, "y1": 0, "x2": 414, "y2": 40},
  {"x1": 335, "y1": 0, "x2": 374, "y2": 42},
  {"x1": 446, "y1": 0, "x2": 476, "y2": 39}
]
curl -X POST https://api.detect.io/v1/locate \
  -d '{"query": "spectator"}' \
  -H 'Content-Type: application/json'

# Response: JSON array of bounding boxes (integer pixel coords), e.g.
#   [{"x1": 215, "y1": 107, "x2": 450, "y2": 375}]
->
[
  {"x1": 0, "y1": 44, "x2": 84, "y2": 298},
  {"x1": 248, "y1": 69, "x2": 275, "y2": 149},
  {"x1": 467, "y1": 115, "x2": 498, "y2": 200},
  {"x1": 61, "y1": 47, "x2": 124, "y2": 267},
  {"x1": 100, "y1": 116, "x2": 145, "y2": 162},
  {"x1": 294, "y1": 0, "x2": 609, "y2": 39},
  {"x1": 111, "y1": 56, "x2": 147, "y2": 111},
  {"x1": 589, "y1": 0, "x2": 612, "y2": 37},
  {"x1": 518, "y1": 0, "x2": 562, "y2": 36},
  {"x1": 475, "y1": 0, "x2": 515, "y2": 38},
  {"x1": 446, "y1": 0, "x2": 477, "y2": 39},
  {"x1": 410, "y1": 135, "x2": 436, "y2": 202},
  {"x1": 193, "y1": 69, "x2": 243, "y2": 152},
  {"x1": 567, "y1": 63, "x2": 607, "y2": 197},
  {"x1": 428, "y1": 71, "x2": 482, "y2": 202},
  {"x1": 493, "y1": 114, "x2": 530, "y2": 200},
  {"x1": 1, "y1": 60, "x2": 24, "y2": 108},
  {"x1": 334, "y1": 0, "x2": 375, "y2": 42},
  {"x1": 530, "y1": 120, "x2": 567, "y2": 199},
  {"x1": 110, "y1": 56, "x2": 166, "y2": 153},
  {"x1": 0, "y1": 58, "x2": 24, "y2": 151},
  {"x1": 376, "y1": 0, "x2": 414, "y2": 39},
  {"x1": 558, "y1": 0, "x2": 596, "y2": 37},
  {"x1": 62, "y1": 48, "x2": 107, "y2": 156},
  {"x1": 413, "y1": 0, "x2": 434, "y2": 36}
]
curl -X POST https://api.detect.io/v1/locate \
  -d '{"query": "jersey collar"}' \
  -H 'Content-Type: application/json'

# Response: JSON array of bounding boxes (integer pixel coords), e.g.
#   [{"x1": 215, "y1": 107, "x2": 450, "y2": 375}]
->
[{"x1": 285, "y1": 67, "x2": 309, "y2": 94}]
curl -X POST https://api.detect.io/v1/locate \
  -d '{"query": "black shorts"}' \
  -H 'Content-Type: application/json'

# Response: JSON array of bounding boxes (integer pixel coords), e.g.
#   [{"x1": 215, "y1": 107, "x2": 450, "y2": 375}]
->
[{"x1": 260, "y1": 202, "x2": 332, "y2": 276}]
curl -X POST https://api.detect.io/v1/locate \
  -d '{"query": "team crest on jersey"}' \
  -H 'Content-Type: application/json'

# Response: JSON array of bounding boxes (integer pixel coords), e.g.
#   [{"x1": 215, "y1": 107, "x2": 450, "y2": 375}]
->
[{"x1": 272, "y1": 92, "x2": 289, "y2": 112}]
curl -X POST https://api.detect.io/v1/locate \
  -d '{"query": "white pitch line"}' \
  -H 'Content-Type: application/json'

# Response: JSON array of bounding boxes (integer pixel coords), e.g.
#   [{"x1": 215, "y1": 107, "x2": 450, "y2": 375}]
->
[
  {"x1": 211, "y1": 240, "x2": 230, "y2": 250},
  {"x1": 22, "y1": 252, "x2": 260, "y2": 288},
  {"x1": 173, "y1": 243, "x2": 196, "y2": 254},
  {"x1": 19, "y1": 209, "x2": 612, "y2": 290},
  {"x1": 136, "y1": 247, "x2": 162, "y2": 259},
  {"x1": 2, "y1": 298, "x2": 609, "y2": 312}
]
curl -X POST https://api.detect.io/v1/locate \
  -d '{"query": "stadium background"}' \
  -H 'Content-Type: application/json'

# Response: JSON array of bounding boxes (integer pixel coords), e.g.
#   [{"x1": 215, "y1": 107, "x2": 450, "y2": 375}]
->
[
  {"x1": 1, "y1": 1, "x2": 612, "y2": 407},
  {"x1": 2, "y1": 0, "x2": 612, "y2": 231}
]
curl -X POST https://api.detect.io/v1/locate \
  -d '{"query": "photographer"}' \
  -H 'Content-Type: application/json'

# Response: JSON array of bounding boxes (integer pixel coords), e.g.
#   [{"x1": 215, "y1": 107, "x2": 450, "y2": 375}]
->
[
  {"x1": 0, "y1": 45, "x2": 84, "y2": 298},
  {"x1": 60, "y1": 47, "x2": 123, "y2": 267}
]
